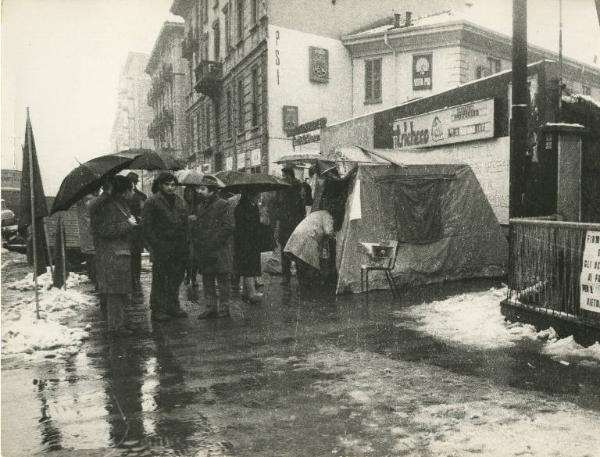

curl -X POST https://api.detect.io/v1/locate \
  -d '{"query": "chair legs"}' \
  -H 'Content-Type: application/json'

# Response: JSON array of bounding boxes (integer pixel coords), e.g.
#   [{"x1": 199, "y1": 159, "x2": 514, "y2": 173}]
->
[{"x1": 361, "y1": 268, "x2": 399, "y2": 301}]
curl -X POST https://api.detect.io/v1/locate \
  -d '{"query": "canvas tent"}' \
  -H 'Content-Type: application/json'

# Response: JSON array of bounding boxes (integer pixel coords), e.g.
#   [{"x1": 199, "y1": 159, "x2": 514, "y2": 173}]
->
[{"x1": 324, "y1": 160, "x2": 508, "y2": 294}]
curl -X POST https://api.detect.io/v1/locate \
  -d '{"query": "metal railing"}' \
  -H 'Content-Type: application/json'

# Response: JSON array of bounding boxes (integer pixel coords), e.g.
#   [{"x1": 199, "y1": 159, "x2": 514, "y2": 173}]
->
[{"x1": 508, "y1": 217, "x2": 600, "y2": 321}]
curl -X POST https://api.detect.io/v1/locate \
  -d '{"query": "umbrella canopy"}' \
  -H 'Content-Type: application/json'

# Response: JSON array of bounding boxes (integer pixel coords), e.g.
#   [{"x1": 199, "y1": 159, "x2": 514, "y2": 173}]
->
[
  {"x1": 124, "y1": 149, "x2": 185, "y2": 171},
  {"x1": 274, "y1": 153, "x2": 322, "y2": 165},
  {"x1": 50, "y1": 151, "x2": 143, "y2": 214},
  {"x1": 215, "y1": 171, "x2": 290, "y2": 193},
  {"x1": 175, "y1": 169, "x2": 205, "y2": 186}
]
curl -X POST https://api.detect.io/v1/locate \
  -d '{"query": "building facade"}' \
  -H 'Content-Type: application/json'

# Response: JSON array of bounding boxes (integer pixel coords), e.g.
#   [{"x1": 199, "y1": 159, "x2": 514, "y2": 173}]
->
[
  {"x1": 169, "y1": 0, "x2": 461, "y2": 174},
  {"x1": 110, "y1": 53, "x2": 154, "y2": 152},
  {"x1": 146, "y1": 22, "x2": 190, "y2": 159},
  {"x1": 343, "y1": 10, "x2": 600, "y2": 118}
]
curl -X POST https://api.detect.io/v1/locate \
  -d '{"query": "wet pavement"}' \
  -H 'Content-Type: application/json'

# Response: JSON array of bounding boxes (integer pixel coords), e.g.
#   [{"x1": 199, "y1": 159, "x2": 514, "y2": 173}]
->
[{"x1": 2, "y1": 253, "x2": 600, "y2": 456}]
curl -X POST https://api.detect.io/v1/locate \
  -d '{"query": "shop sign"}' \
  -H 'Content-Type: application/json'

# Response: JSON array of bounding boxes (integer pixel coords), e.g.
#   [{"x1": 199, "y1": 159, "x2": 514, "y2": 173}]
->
[
  {"x1": 225, "y1": 156, "x2": 233, "y2": 171},
  {"x1": 391, "y1": 99, "x2": 494, "y2": 149},
  {"x1": 581, "y1": 231, "x2": 600, "y2": 313},
  {"x1": 237, "y1": 152, "x2": 246, "y2": 170},
  {"x1": 282, "y1": 105, "x2": 298, "y2": 135},
  {"x1": 413, "y1": 54, "x2": 432, "y2": 90},
  {"x1": 250, "y1": 148, "x2": 261, "y2": 166},
  {"x1": 309, "y1": 47, "x2": 329, "y2": 83}
]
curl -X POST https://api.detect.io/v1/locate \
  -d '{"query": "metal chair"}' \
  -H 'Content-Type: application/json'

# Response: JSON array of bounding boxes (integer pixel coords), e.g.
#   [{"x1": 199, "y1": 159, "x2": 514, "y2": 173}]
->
[{"x1": 360, "y1": 241, "x2": 400, "y2": 301}]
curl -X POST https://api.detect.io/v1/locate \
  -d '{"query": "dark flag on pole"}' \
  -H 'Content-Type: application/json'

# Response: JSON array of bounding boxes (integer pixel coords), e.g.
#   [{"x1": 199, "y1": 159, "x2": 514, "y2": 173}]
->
[
  {"x1": 18, "y1": 110, "x2": 49, "y2": 276},
  {"x1": 52, "y1": 215, "x2": 69, "y2": 289}
]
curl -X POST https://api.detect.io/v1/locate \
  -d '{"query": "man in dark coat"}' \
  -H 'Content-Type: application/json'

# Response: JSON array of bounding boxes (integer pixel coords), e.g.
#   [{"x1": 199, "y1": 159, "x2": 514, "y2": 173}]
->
[
  {"x1": 142, "y1": 172, "x2": 188, "y2": 322},
  {"x1": 234, "y1": 191, "x2": 263, "y2": 304},
  {"x1": 193, "y1": 175, "x2": 234, "y2": 319},
  {"x1": 91, "y1": 176, "x2": 137, "y2": 337},
  {"x1": 275, "y1": 165, "x2": 306, "y2": 284},
  {"x1": 127, "y1": 172, "x2": 147, "y2": 292}
]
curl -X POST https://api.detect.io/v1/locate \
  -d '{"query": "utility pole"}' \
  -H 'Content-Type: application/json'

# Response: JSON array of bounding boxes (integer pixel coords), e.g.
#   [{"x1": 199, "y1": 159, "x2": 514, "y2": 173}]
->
[{"x1": 509, "y1": 0, "x2": 528, "y2": 219}]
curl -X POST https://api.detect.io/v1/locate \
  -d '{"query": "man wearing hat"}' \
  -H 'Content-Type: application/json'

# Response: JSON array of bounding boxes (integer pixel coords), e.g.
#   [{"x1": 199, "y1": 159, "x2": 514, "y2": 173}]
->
[
  {"x1": 192, "y1": 175, "x2": 235, "y2": 319},
  {"x1": 275, "y1": 164, "x2": 306, "y2": 284},
  {"x1": 126, "y1": 172, "x2": 147, "y2": 292},
  {"x1": 142, "y1": 172, "x2": 188, "y2": 321}
]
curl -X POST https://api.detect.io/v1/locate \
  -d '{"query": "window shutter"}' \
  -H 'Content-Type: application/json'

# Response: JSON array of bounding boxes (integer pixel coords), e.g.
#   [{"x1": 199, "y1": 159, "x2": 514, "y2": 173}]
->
[
  {"x1": 365, "y1": 60, "x2": 373, "y2": 100},
  {"x1": 374, "y1": 59, "x2": 381, "y2": 100}
]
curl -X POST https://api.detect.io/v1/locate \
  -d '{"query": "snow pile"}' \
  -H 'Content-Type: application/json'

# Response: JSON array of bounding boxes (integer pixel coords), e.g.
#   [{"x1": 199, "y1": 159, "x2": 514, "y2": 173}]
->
[
  {"x1": 393, "y1": 286, "x2": 600, "y2": 365},
  {"x1": 2, "y1": 279, "x2": 97, "y2": 358},
  {"x1": 7, "y1": 268, "x2": 90, "y2": 291}
]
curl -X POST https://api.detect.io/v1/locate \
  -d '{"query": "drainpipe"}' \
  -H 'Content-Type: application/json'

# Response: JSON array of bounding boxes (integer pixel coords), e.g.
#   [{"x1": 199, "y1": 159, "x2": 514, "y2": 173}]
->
[{"x1": 383, "y1": 29, "x2": 397, "y2": 106}]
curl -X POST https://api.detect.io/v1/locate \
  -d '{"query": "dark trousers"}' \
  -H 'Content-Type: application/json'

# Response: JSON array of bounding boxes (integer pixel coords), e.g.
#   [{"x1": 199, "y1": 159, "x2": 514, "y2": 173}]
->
[
  {"x1": 131, "y1": 249, "x2": 142, "y2": 290},
  {"x1": 202, "y1": 273, "x2": 231, "y2": 311},
  {"x1": 280, "y1": 232, "x2": 292, "y2": 279},
  {"x1": 150, "y1": 254, "x2": 185, "y2": 314}
]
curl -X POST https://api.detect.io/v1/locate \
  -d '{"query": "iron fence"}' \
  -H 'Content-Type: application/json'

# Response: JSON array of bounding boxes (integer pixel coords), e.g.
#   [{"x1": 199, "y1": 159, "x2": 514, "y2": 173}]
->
[{"x1": 508, "y1": 218, "x2": 600, "y2": 322}]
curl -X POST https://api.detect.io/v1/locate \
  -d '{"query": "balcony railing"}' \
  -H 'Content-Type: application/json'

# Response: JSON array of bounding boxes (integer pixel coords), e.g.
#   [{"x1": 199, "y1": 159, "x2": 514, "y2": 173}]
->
[
  {"x1": 147, "y1": 108, "x2": 174, "y2": 139},
  {"x1": 507, "y1": 217, "x2": 600, "y2": 326},
  {"x1": 194, "y1": 60, "x2": 223, "y2": 98},
  {"x1": 181, "y1": 33, "x2": 198, "y2": 60}
]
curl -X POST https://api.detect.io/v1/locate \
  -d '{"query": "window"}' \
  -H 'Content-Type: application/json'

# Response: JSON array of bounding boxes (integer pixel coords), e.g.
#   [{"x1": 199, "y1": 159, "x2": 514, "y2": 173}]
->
[
  {"x1": 203, "y1": 0, "x2": 209, "y2": 23},
  {"x1": 202, "y1": 35, "x2": 209, "y2": 61},
  {"x1": 364, "y1": 58, "x2": 382, "y2": 103},
  {"x1": 226, "y1": 89, "x2": 233, "y2": 138},
  {"x1": 214, "y1": 152, "x2": 223, "y2": 171},
  {"x1": 206, "y1": 103, "x2": 211, "y2": 145},
  {"x1": 583, "y1": 85, "x2": 592, "y2": 96},
  {"x1": 213, "y1": 20, "x2": 220, "y2": 60},
  {"x1": 223, "y1": 4, "x2": 231, "y2": 51},
  {"x1": 237, "y1": 78, "x2": 244, "y2": 131},
  {"x1": 251, "y1": 0, "x2": 258, "y2": 25},
  {"x1": 487, "y1": 57, "x2": 501, "y2": 75},
  {"x1": 251, "y1": 67, "x2": 259, "y2": 127},
  {"x1": 236, "y1": 0, "x2": 244, "y2": 42}
]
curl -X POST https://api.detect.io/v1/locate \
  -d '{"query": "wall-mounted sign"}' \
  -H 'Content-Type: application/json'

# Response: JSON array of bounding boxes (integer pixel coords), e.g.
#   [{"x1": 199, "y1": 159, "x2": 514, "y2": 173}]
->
[
  {"x1": 225, "y1": 156, "x2": 233, "y2": 171},
  {"x1": 391, "y1": 99, "x2": 494, "y2": 149},
  {"x1": 237, "y1": 152, "x2": 246, "y2": 170},
  {"x1": 287, "y1": 117, "x2": 327, "y2": 138},
  {"x1": 250, "y1": 148, "x2": 261, "y2": 166},
  {"x1": 412, "y1": 54, "x2": 432, "y2": 90},
  {"x1": 581, "y1": 231, "x2": 600, "y2": 313},
  {"x1": 309, "y1": 46, "x2": 329, "y2": 83},
  {"x1": 282, "y1": 105, "x2": 298, "y2": 135}
]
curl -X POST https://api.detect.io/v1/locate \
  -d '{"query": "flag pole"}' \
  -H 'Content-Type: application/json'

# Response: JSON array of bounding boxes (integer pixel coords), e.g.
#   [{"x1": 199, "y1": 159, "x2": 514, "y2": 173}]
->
[{"x1": 27, "y1": 107, "x2": 40, "y2": 319}]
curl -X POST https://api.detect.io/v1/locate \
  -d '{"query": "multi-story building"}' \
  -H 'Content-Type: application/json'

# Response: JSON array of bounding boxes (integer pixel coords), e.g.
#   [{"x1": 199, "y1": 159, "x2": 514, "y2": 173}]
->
[
  {"x1": 169, "y1": 0, "x2": 461, "y2": 174},
  {"x1": 145, "y1": 21, "x2": 190, "y2": 159},
  {"x1": 110, "y1": 52, "x2": 154, "y2": 152},
  {"x1": 343, "y1": 10, "x2": 600, "y2": 118}
]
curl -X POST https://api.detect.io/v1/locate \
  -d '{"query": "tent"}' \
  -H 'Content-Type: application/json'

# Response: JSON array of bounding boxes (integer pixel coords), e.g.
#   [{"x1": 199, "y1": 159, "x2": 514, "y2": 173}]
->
[{"x1": 320, "y1": 160, "x2": 508, "y2": 294}]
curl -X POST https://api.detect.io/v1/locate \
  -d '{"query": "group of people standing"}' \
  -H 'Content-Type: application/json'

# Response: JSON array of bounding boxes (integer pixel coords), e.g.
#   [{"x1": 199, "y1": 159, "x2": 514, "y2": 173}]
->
[{"x1": 83, "y1": 164, "x2": 328, "y2": 337}]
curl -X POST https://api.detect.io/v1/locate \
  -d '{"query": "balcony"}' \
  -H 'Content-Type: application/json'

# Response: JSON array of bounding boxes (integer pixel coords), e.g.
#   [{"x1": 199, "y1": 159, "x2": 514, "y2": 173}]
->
[
  {"x1": 181, "y1": 33, "x2": 198, "y2": 60},
  {"x1": 194, "y1": 61, "x2": 223, "y2": 99}
]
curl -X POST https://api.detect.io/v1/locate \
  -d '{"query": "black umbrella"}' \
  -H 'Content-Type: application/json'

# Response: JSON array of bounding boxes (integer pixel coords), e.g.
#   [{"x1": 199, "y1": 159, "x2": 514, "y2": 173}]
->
[
  {"x1": 215, "y1": 171, "x2": 290, "y2": 193},
  {"x1": 125, "y1": 148, "x2": 185, "y2": 171},
  {"x1": 50, "y1": 151, "x2": 143, "y2": 214}
]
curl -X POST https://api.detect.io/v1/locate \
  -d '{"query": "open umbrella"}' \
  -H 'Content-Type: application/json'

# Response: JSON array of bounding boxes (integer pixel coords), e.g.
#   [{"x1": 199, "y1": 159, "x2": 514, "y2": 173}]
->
[
  {"x1": 174, "y1": 169, "x2": 205, "y2": 186},
  {"x1": 215, "y1": 171, "x2": 290, "y2": 193},
  {"x1": 50, "y1": 151, "x2": 144, "y2": 214},
  {"x1": 275, "y1": 153, "x2": 322, "y2": 165},
  {"x1": 125, "y1": 149, "x2": 185, "y2": 171}
]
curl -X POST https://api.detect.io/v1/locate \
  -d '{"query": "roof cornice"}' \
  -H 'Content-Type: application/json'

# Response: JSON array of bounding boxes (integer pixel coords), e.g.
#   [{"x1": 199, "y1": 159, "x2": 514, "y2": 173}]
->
[{"x1": 146, "y1": 22, "x2": 185, "y2": 75}]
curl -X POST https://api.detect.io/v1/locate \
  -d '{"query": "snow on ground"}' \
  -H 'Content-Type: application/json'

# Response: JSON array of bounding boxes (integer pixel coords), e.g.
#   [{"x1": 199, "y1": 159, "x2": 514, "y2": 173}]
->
[
  {"x1": 393, "y1": 286, "x2": 600, "y2": 366},
  {"x1": 2, "y1": 269, "x2": 96, "y2": 358},
  {"x1": 7, "y1": 267, "x2": 90, "y2": 291},
  {"x1": 265, "y1": 348, "x2": 600, "y2": 457}
]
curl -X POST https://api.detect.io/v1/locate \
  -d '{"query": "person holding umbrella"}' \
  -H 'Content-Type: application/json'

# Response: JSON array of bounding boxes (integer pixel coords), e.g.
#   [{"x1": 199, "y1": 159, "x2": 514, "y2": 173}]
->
[
  {"x1": 91, "y1": 175, "x2": 137, "y2": 337},
  {"x1": 126, "y1": 172, "x2": 147, "y2": 293},
  {"x1": 193, "y1": 175, "x2": 234, "y2": 319},
  {"x1": 142, "y1": 172, "x2": 188, "y2": 322},
  {"x1": 233, "y1": 190, "x2": 263, "y2": 304},
  {"x1": 183, "y1": 185, "x2": 199, "y2": 288},
  {"x1": 275, "y1": 164, "x2": 306, "y2": 285}
]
